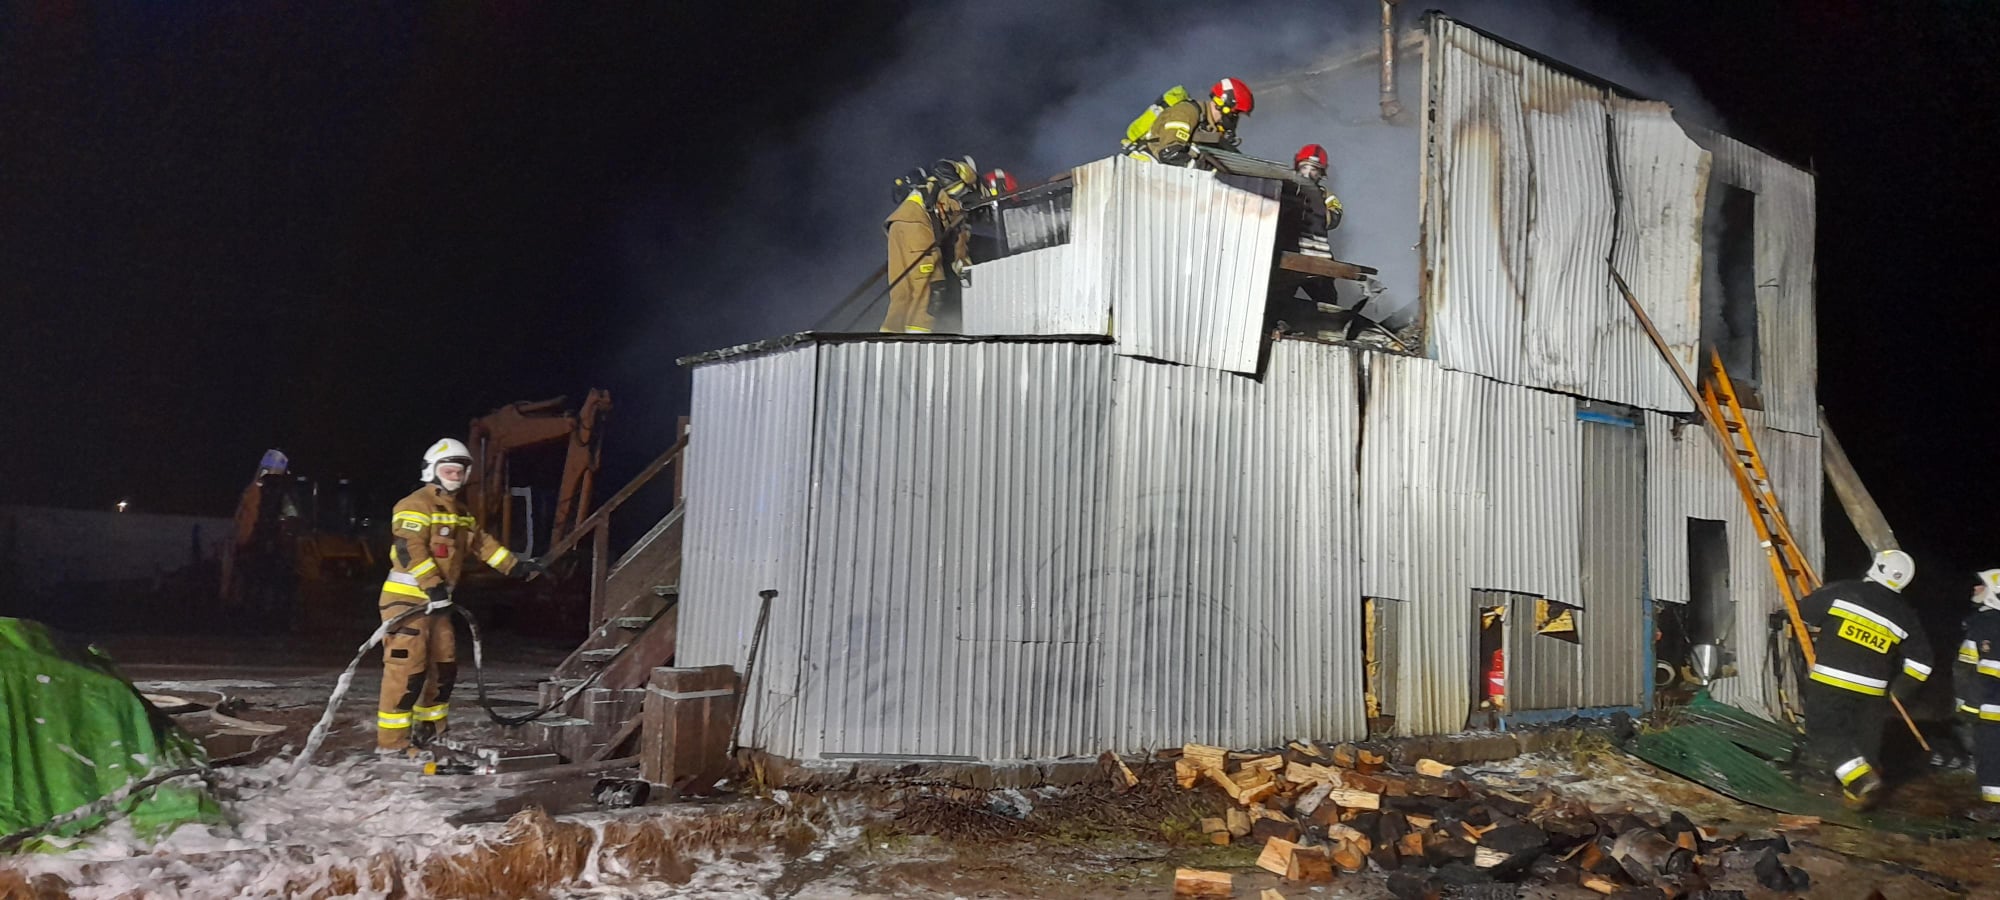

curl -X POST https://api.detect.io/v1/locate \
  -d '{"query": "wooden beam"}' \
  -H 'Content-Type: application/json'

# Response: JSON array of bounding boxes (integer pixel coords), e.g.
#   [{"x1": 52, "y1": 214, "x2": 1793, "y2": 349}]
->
[
  {"x1": 1277, "y1": 251, "x2": 1377, "y2": 281},
  {"x1": 1819, "y1": 408, "x2": 1899, "y2": 553}
]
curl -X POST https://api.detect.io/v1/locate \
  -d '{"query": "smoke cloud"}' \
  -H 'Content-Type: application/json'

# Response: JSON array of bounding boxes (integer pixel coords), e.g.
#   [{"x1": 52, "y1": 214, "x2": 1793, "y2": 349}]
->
[{"x1": 614, "y1": 0, "x2": 1722, "y2": 448}]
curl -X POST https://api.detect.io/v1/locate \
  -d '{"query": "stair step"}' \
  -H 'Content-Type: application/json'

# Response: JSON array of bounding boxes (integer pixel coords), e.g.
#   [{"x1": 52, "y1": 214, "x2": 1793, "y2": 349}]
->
[
  {"x1": 530, "y1": 715, "x2": 592, "y2": 729},
  {"x1": 613, "y1": 616, "x2": 653, "y2": 631},
  {"x1": 653, "y1": 584, "x2": 680, "y2": 598},
  {"x1": 580, "y1": 648, "x2": 621, "y2": 664}
]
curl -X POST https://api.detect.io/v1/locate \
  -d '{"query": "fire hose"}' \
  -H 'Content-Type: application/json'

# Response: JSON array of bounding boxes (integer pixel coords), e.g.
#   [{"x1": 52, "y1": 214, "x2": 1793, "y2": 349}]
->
[{"x1": 287, "y1": 582, "x2": 606, "y2": 779}]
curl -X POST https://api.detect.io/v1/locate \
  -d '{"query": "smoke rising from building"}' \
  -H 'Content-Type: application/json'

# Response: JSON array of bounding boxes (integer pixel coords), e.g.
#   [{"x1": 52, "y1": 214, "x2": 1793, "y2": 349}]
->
[{"x1": 616, "y1": 0, "x2": 1724, "y2": 445}]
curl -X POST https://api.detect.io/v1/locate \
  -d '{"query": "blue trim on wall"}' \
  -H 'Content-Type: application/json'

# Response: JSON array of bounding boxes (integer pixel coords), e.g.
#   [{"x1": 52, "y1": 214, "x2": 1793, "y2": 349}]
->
[{"x1": 1575, "y1": 410, "x2": 1638, "y2": 428}]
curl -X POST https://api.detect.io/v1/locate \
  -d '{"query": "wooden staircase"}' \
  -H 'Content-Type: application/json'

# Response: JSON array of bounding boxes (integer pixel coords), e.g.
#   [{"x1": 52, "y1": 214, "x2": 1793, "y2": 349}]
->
[{"x1": 516, "y1": 423, "x2": 690, "y2": 762}]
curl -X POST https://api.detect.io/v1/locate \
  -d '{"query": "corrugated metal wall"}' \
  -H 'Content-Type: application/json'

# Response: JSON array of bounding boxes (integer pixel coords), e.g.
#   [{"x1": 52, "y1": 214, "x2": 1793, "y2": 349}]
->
[
  {"x1": 1644, "y1": 409, "x2": 1821, "y2": 719},
  {"x1": 675, "y1": 344, "x2": 820, "y2": 756},
  {"x1": 1102, "y1": 157, "x2": 1281, "y2": 375},
  {"x1": 1578, "y1": 410, "x2": 1648, "y2": 709},
  {"x1": 685, "y1": 337, "x2": 1364, "y2": 760},
  {"x1": 1609, "y1": 98, "x2": 1710, "y2": 411},
  {"x1": 1691, "y1": 128, "x2": 1819, "y2": 436},
  {"x1": 1360, "y1": 354, "x2": 1582, "y2": 734},
  {"x1": 962, "y1": 244, "x2": 1108, "y2": 336},
  {"x1": 796, "y1": 339, "x2": 1115, "y2": 760},
  {"x1": 1098, "y1": 339, "x2": 1365, "y2": 751},
  {"x1": 1421, "y1": 18, "x2": 1702, "y2": 415},
  {"x1": 1501, "y1": 592, "x2": 1581, "y2": 711}
]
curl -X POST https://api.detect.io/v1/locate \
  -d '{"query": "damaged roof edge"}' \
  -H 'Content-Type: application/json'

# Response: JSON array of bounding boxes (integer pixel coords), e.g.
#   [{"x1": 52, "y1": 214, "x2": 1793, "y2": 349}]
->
[
  {"x1": 1428, "y1": 11, "x2": 1817, "y2": 182},
  {"x1": 675, "y1": 331, "x2": 1116, "y2": 368},
  {"x1": 1423, "y1": 11, "x2": 1657, "y2": 104}
]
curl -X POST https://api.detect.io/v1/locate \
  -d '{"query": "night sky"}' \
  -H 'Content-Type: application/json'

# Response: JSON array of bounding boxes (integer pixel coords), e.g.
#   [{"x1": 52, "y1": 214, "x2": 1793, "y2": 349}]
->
[{"x1": 2, "y1": 3, "x2": 1994, "y2": 619}]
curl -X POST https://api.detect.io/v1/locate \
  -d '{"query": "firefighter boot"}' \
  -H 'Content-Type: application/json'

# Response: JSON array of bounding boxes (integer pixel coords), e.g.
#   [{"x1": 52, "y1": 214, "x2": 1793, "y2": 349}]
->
[{"x1": 1842, "y1": 769, "x2": 1885, "y2": 810}]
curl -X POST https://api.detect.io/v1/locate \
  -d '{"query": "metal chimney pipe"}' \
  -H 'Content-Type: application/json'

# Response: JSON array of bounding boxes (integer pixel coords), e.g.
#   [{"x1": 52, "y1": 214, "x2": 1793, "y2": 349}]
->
[{"x1": 1380, "y1": 0, "x2": 1403, "y2": 120}]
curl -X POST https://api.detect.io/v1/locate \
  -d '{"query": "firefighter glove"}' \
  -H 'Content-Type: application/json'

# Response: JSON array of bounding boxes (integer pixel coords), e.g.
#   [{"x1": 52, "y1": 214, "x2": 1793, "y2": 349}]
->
[
  {"x1": 952, "y1": 258, "x2": 971, "y2": 286},
  {"x1": 514, "y1": 556, "x2": 552, "y2": 581}
]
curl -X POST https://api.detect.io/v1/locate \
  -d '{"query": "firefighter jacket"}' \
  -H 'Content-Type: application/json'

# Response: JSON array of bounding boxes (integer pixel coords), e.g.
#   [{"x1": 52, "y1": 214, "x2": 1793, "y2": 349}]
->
[
  {"x1": 380, "y1": 484, "x2": 522, "y2": 602},
  {"x1": 1959, "y1": 608, "x2": 2000, "y2": 719},
  {"x1": 1298, "y1": 180, "x2": 1344, "y2": 236},
  {"x1": 1800, "y1": 578, "x2": 1934, "y2": 699},
  {"x1": 1132, "y1": 101, "x2": 1204, "y2": 164},
  {"x1": 883, "y1": 188, "x2": 969, "y2": 269}
]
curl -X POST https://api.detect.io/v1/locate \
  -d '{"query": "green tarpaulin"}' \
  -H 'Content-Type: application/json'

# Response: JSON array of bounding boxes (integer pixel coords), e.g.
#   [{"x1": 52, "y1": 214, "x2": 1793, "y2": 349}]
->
[{"x1": 0, "y1": 617, "x2": 223, "y2": 849}]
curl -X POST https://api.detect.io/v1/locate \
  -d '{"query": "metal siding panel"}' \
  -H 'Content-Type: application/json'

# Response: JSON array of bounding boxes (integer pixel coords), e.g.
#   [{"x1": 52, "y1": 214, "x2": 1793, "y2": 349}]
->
[
  {"x1": 1363, "y1": 355, "x2": 1479, "y2": 735},
  {"x1": 1067, "y1": 158, "x2": 1118, "y2": 340},
  {"x1": 1425, "y1": 21, "x2": 1528, "y2": 388},
  {"x1": 1692, "y1": 129, "x2": 1818, "y2": 436},
  {"x1": 1423, "y1": 22, "x2": 1710, "y2": 413},
  {"x1": 961, "y1": 244, "x2": 1109, "y2": 336},
  {"x1": 1519, "y1": 66, "x2": 1616, "y2": 400},
  {"x1": 1107, "y1": 157, "x2": 1281, "y2": 375},
  {"x1": 678, "y1": 345, "x2": 819, "y2": 759},
  {"x1": 1608, "y1": 98, "x2": 1708, "y2": 414},
  {"x1": 1579, "y1": 415, "x2": 1648, "y2": 708},
  {"x1": 1500, "y1": 591, "x2": 1580, "y2": 711},
  {"x1": 1482, "y1": 381, "x2": 1583, "y2": 603},
  {"x1": 1103, "y1": 340, "x2": 1365, "y2": 749},
  {"x1": 799, "y1": 340, "x2": 1112, "y2": 760}
]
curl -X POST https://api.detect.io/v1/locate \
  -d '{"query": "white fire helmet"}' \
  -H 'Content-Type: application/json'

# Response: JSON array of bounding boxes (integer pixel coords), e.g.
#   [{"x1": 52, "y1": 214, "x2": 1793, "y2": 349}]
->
[
  {"x1": 421, "y1": 438, "x2": 474, "y2": 492},
  {"x1": 1977, "y1": 570, "x2": 2000, "y2": 611},
  {"x1": 1864, "y1": 549, "x2": 1915, "y2": 593}
]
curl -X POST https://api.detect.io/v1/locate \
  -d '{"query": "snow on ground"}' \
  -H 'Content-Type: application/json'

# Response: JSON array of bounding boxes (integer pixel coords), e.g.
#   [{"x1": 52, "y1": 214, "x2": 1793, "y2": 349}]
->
[
  {"x1": 17, "y1": 757, "x2": 513, "y2": 898},
  {"x1": 12, "y1": 752, "x2": 879, "y2": 900}
]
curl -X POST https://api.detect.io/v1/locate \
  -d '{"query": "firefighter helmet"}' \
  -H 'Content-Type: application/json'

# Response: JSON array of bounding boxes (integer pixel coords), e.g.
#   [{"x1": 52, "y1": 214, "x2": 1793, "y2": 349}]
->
[
  {"x1": 982, "y1": 168, "x2": 1018, "y2": 198},
  {"x1": 1865, "y1": 549, "x2": 1915, "y2": 593},
  {"x1": 1211, "y1": 78, "x2": 1254, "y2": 115},
  {"x1": 933, "y1": 156, "x2": 977, "y2": 187},
  {"x1": 892, "y1": 167, "x2": 931, "y2": 204},
  {"x1": 421, "y1": 438, "x2": 474, "y2": 491},
  {"x1": 1295, "y1": 144, "x2": 1328, "y2": 172},
  {"x1": 1977, "y1": 570, "x2": 2000, "y2": 610}
]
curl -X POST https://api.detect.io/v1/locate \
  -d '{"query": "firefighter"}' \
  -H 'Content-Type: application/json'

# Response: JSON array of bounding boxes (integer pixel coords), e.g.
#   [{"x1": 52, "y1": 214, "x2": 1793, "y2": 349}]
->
[
  {"x1": 1796, "y1": 549, "x2": 1933, "y2": 808},
  {"x1": 1292, "y1": 144, "x2": 1344, "y2": 237},
  {"x1": 375, "y1": 438, "x2": 546, "y2": 754},
  {"x1": 981, "y1": 168, "x2": 1018, "y2": 199},
  {"x1": 1268, "y1": 144, "x2": 1348, "y2": 330},
  {"x1": 1125, "y1": 78, "x2": 1254, "y2": 166},
  {"x1": 880, "y1": 158, "x2": 974, "y2": 334},
  {"x1": 1962, "y1": 570, "x2": 2000, "y2": 821}
]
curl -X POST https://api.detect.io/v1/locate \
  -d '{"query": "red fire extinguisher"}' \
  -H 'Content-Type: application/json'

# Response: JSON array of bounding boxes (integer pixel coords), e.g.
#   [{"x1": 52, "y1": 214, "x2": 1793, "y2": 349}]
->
[{"x1": 1485, "y1": 647, "x2": 1507, "y2": 710}]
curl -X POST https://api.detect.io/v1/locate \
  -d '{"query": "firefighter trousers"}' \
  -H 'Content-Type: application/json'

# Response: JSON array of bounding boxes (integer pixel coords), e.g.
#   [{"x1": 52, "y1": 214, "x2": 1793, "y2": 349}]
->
[
  {"x1": 1802, "y1": 681, "x2": 1886, "y2": 793},
  {"x1": 375, "y1": 597, "x2": 458, "y2": 750},
  {"x1": 882, "y1": 220, "x2": 941, "y2": 334},
  {"x1": 1979, "y1": 718, "x2": 2000, "y2": 804}
]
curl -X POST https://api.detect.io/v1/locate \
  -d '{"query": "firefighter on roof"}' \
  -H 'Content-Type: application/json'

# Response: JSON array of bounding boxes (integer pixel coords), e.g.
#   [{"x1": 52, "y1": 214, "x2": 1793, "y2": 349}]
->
[
  {"x1": 1292, "y1": 144, "x2": 1344, "y2": 236},
  {"x1": 1124, "y1": 79, "x2": 1254, "y2": 166},
  {"x1": 880, "y1": 157, "x2": 974, "y2": 334},
  {"x1": 375, "y1": 438, "x2": 546, "y2": 754},
  {"x1": 1796, "y1": 549, "x2": 1932, "y2": 808}
]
